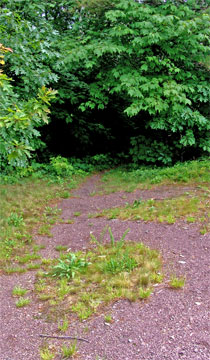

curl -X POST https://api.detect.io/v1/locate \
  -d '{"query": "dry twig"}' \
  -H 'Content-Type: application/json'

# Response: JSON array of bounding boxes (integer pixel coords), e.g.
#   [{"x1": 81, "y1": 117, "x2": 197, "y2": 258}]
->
[{"x1": 39, "y1": 334, "x2": 89, "y2": 343}]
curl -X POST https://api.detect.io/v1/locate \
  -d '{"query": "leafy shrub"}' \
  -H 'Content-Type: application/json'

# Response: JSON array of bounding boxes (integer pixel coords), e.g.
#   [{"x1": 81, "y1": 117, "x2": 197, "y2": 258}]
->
[
  {"x1": 0, "y1": 44, "x2": 57, "y2": 169},
  {"x1": 130, "y1": 135, "x2": 174, "y2": 165},
  {"x1": 50, "y1": 156, "x2": 74, "y2": 177},
  {"x1": 69, "y1": 153, "x2": 123, "y2": 172}
]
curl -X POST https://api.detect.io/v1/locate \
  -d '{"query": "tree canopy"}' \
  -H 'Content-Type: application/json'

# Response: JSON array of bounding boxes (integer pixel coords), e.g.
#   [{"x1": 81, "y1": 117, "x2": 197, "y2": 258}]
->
[{"x1": 0, "y1": 0, "x2": 210, "y2": 167}]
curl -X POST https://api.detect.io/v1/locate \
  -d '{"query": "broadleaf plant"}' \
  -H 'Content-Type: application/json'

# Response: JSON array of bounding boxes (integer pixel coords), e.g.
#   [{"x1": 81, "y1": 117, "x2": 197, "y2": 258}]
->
[{"x1": 0, "y1": 44, "x2": 57, "y2": 168}]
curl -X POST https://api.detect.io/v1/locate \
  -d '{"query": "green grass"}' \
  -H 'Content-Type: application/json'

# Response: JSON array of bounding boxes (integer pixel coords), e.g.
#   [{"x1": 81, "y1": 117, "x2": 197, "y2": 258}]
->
[
  {"x1": 40, "y1": 347, "x2": 55, "y2": 360},
  {"x1": 0, "y1": 174, "x2": 85, "y2": 265},
  {"x1": 73, "y1": 211, "x2": 81, "y2": 217},
  {"x1": 12, "y1": 285, "x2": 28, "y2": 297},
  {"x1": 93, "y1": 190, "x2": 210, "y2": 231},
  {"x1": 5, "y1": 266, "x2": 27, "y2": 274},
  {"x1": 35, "y1": 230, "x2": 163, "y2": 321},
  {"x1": 58, "y1": 317, "x2": 69, "y2": 332},
  {"x1": 99, "y1": 159, "x2": 210, "y2": 193},
  {"x1": 15, "y1": 297, "x2": 31, "y2": 307},
  {"x1": 62, "y1": 342, "x2": 77, "y2": 358},
  {"x1": 55, "y1": 245, "x2": 68, "y2": 252},
  {"x1": 170, "y1": 275, "x2": 185, "y2": 289},
  {"x1": 104, "y1": 314, "x2": 113, "y2": 323},
  {"x1": 139, "y1": 287, "x2": 152, "y2": 299}
]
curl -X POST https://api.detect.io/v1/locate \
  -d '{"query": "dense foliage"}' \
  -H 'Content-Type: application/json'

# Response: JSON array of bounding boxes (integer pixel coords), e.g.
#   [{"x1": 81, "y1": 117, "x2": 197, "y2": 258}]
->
[
  {"x1": 0, "y1": 44, "x2": 57, "y2": 168},
  {"x1": 0, "y1": 0, "x2": 210, "y2": 167}
]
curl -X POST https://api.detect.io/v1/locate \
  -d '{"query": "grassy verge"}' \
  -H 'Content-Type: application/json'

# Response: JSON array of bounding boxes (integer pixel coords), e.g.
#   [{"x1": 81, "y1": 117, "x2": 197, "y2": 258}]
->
[
  {"x1": 99, "y1": 159, "x2": 210, "y2": 193},
  {"x1": 89, "y1": 159, "x2": 210, "y2": 233},
  {"x1": 0, "y1": 174, "x2": 86, "y2": 265},
  {"x1": 93, "y1": 188, "x2": 210, "y2": 233}
]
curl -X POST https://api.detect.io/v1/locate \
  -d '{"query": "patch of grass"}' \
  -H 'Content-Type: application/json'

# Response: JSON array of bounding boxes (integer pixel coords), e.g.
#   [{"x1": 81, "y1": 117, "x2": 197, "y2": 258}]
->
[
  {"x1": 73, "y1": 211, "x2": 81, "y2": 217},
  {"x1": 0, "y1": 174, "x2": 86, "y2": 264},
  {"x1": 27, "y1": 263, "x2": 41, "y2": 270},
  {"x1": 57, "y1": 190, "x2": 70, "y2": 199},
  {"x1": 58, "y1": 317, "x2": 69, "y2": 332},
  {"x1": 104, "y1": 314, "x2": 113, "y2": 323},
  {"x1": 169, "y1": 275, "x2": 185, "y2": 289},
  {"x1": 62, "y1": 342, "x2": 77, "y2": 358},
  {"x1": 71, "y1": 303, "x2": 93, "y2": 320},
  {"x1": 94, "y1": 191, "x2": 209, "y2": 230},
  {"x1": 15, "y1": 297, "x2": 31, "y2": 307},
  {"x1": 150, "y1": 273, "x2": 163, "y2": 283},
  {"x1": 57, "y1": 278, "x2": 71, "y2": 299},
  {"x1": 100, "y1": 159, "x2": 210, "y2": 193},
  {"x1": 16, "y1": 253, "x2": 41, "y2": 264},
  {"x1": 55, "y1": 245, "x2": 68, "y2": 252},
  {"x1": 39, "y1": 293, "x2": 55, "y2": 301},
  {"x1": 103, "y1": 253, "x2": 138, "y2": 274},
  {"x1": 40, "y1": 347, "x2": 55, "y2": 360},
  {"x1": 200, "y1": 227, "x2": 208, "y2": 235},
  {"x1": 44, "y1": 206, "x2": 62, "y2": 217},
  {"x1": 41, "y1": 258, "x2": 53, "y2": 266},
  {"x1": 186, "y1": 216, "x2": 196, "y2": 223},
  {"x1": 38, "y1": 229, "x2": 162, "y2": 321},
  {"x1": 66, "y1": 219, "x2": 74, "y2": 224},
  {"x1": 38, "y1": 224, "x2": 53, "y2": 237},
  {"x1": 42, "y1": 206, "x2": 62, "y2": 226},
  {"x1": 5, "y1": 266, "x2": 27, "y2": 274},
  {"x1": 139, "y1": 287, "x2": 152, "y2": 299},
  {"x1": 33, "y1": 244, "x2": 46, "y2": 251},
  {"x1": 12, "y1": 286, "x2": 28, "y2": 297}
]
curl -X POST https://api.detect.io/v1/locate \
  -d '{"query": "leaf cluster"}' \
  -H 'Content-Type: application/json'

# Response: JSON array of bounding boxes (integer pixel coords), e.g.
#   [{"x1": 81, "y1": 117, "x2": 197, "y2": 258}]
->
[
  {"x1": 52, "y1": 253, "x2": 90, "y2": 279},
  {"x1": 0, "y1": 44, "x2": 57, "y2": 167},
  {"x1": 1, "y1": 1, "x2": 210, "y2": 165}
]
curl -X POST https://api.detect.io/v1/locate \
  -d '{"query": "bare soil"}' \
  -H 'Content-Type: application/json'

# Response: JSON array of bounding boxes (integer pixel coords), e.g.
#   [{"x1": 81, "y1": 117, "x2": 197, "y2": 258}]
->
[{"x1": 0, "y1": 174, "x2": 209, "y2": 360}]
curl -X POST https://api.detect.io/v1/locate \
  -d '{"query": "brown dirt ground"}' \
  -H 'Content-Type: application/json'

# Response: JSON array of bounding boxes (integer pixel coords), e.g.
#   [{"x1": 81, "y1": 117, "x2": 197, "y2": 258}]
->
[{"x1": 0, "y1": 174, "x2": 209, "y2": 360}]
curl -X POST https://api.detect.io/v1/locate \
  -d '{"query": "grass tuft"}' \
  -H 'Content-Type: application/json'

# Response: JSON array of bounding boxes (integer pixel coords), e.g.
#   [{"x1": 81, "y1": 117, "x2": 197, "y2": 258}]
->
[
  {"x1": 40, "y1": 347, "x2": 55, "y2": 360},
  {"x1": 62, "y1": 341, "x2": 77, "y2": 358},
  {"x1": 15, "y1": 297, "x2": 31, "y2": 307},
  {"x1": 139, "y1": 287, "x2": 152, "y2": 299},
  {"x1": 12, "y1": 286, "x2": 28, "y2": 297},
  {"x1": 169, "y1": 275, "x2": 185, "y2": 289}
]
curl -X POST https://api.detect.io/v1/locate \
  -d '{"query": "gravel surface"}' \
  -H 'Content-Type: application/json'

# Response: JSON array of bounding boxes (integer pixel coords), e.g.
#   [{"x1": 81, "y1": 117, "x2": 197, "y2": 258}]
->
[{"x1": 0, "y1": 175, "x2": 209, "y2": 360}]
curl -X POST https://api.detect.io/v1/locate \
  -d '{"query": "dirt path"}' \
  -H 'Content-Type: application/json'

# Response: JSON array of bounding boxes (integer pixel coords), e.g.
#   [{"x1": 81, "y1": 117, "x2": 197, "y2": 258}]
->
[{"x1": 0, "y1": 175, "x2": 209, "y2": 360}]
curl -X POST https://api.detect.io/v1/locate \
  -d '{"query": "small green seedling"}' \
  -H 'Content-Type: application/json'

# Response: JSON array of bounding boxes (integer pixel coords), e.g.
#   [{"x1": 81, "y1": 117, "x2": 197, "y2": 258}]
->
[{"x1": 104, "y1": 314, "x2": 113, "y2": 323}]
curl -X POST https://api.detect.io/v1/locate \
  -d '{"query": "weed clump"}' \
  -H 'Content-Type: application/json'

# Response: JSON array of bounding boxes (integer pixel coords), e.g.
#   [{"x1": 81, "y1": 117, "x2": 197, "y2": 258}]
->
[
  {"x1": 41, "y1": 228, "x2": 163, "y2": 320},
  {"x1": 170, "y1": 275, "x2": 185, "y2": 289}
]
